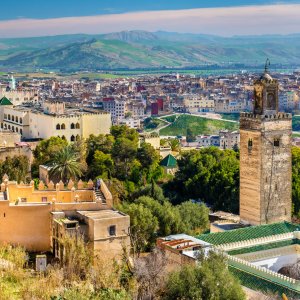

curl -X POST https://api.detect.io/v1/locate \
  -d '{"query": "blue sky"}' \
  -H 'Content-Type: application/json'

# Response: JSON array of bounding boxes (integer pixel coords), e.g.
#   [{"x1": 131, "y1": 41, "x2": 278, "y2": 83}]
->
[
  {"x1": 3, "y1": 0, "x2": 300, "y2": 20},
  {"x1": 1, "y1": 1, "x2": 300, "y2": 37}
]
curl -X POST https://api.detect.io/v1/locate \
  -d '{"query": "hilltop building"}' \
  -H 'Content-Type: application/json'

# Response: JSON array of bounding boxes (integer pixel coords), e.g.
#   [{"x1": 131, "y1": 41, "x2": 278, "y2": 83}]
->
[
  {"x1": 0, "y1": 101, "x2": 111, "y2": 141},
  {"x1": 0, "y1": 176, "x2": 130, "y2": 259}
]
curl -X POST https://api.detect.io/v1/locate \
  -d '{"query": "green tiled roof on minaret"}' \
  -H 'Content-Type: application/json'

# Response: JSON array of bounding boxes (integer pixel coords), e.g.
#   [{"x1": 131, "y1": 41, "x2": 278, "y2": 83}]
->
[
  {"x1": 160, "y1": 154, "x2": 177, "y2": 168},
  {"x1": 0, "y1": 97, "x2": 13, "y2": 106}
]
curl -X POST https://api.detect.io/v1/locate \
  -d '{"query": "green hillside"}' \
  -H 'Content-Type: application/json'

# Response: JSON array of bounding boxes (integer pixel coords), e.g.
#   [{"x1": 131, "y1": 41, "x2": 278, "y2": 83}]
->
[
  {"x1": 159, "y1": 115, "x2": 238, "y2": 136},
  {"x1": 1, "y1": 31, "x2": 300, "y2": 71}
]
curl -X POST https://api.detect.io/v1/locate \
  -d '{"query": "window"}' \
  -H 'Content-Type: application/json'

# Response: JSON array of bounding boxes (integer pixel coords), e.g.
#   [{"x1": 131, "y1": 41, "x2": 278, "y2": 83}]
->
[
  {"x1": 248, "y1": 138, "x2": 253, "y2": 149},
  {"x1": 42, "y1": 197, "x2": 47, "y2": 202},
  {"x1": 70, "y1": 135, "x2": 75, "y2": 142},
  {"x1": 274, "y1": 139, "x2": 280, "y2": 147},
  {"x1": 8, "y1": 114, "x2": 10, "y2": 120},
  {"x1": 109, "y1": 225, "x2": 116, "y2": 236},
  {"x1": 75, "y1": 123, "x2": 80, "y2": 129},
  {"x1": 21, "y1": 198, "x2": 27, "y2": 203},
  {"x1": 61, "y1": 123, "x2": 66, "y2": 130},
  {"x1": 20, "y1": 129, "x2": 22, "y2": 135},
  {"x1": 4, "y1": 114, "x2": 7, "y2": 119},
  {"x1": 19, "y1": 118, "x2": 22, "y2": 124},
  {"x1": 11, "y1": 116, "x2": 14, "y2": 122},
  {"x1": 76, "y1": 134, "x2": 80, "y2": 141},
  {"x1": 16, "y1": 116, "x2": 18, "y2": 123},
  {"x1": 70, "y1": 123, "x2": 75, "y2": 129},
  {"x1": 56, "y1": 124, "x2": 60, "y2": 130}
]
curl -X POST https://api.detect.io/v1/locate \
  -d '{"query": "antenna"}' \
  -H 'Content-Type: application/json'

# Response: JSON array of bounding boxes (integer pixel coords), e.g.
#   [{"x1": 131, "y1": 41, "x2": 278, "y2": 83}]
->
[{"x1": 265, "y1": 58, "x2": 270, "y2": 73}]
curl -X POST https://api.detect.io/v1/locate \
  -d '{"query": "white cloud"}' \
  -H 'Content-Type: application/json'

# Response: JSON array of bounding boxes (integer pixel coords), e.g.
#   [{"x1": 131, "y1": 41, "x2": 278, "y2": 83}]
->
[{"x1": 0, "y1": 4, "x2": 299, "y2": 38}]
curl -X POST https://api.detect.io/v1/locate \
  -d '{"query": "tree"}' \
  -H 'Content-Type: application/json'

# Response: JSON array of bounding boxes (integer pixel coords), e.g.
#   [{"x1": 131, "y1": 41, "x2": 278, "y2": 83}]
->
[
  {"x1": 111, "y1": 125, "x2": 139, "y2": 143},
  {"x1": 162, "y1": 251, "x2": 246, "y2": 300},
  {"x1": 177, "y1": 201, "x2": 209, "y2": 235},
  {"x1": 89, "y1": 150, "x2": 114, "y2": 179},
  {"x1": 112, "y1": 137, "x2": 138, "y2": 179},
  {"x1": 186, "y1": 127, "x2": 196, "y2": 143},
  {"x1": 86, "y1": 134, "x2": 115, "y2": 164},
  {"x1": 137, "y1": 142, "x2": 159, "y2": 170},
  {"x1": 120, "y1": 202, "x2": 159, "y2": 254},
  {"x1": 48, "y1": 145, "x2": 84, "y2": 183},
  {"x1": 165, "y1": 147, "x2": 240, "y2": 213},
  {"x1": 133, "y1": 181, "x2": 168, "y2": 203},
  {"x1": 169, "y1": 138, "x2": 181, "y2": 152},
  {"x1": 135, "y1": 196, "x2": 182, "y2": 237},
  {"x1": 0, "y1": 156, "x2": 29, "y2": 183},
  {"x1": 32, "y1": 137, "x2": 68, "y2": 177},
  {"x1": 133, "y1": 248, "x2": 167, "y2": 300}
]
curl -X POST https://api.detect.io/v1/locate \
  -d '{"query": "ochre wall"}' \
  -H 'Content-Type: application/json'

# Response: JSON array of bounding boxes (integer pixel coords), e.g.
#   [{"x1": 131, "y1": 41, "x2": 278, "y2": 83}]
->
[
  {"x1": 0, "y1": 201, "x2": 51, "y2": 251},
  {"x1": 240, "y1": 128, "x2": 262, "y2": 225},
  {"x1": 7, "y1": 184, "x2": 94, "y2": 204}
]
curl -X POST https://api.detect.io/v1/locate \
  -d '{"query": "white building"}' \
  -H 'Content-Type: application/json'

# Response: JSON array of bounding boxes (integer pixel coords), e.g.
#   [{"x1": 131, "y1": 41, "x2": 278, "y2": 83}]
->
[
  {"x1": 0, "y1": 88, "x2": 38, "y2": 105},
  {"x1": 0, "y1": 101, "x2": 111, "y2": 141},
  {"x1": 219, "y1": 130, "x2": 240, "y2": 150}
]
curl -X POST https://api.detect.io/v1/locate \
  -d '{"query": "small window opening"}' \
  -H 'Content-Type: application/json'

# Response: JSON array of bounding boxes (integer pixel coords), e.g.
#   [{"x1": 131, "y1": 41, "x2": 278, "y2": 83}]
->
[
  {"x1": 248, "y1": 138, "x2": 253, "y2": 149},
  {"x1": 109, "y1": 225, "x2": 116, "y2": 236},
  {"x1": 274, "y1": 139, "x2": 280, "y2": 147}
]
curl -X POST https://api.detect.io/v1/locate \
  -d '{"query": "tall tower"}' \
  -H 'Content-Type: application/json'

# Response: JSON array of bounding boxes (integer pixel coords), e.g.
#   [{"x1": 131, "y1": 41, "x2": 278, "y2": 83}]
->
[{"x1": 240, "y1": 61, "x2": 292, "y2": 225}]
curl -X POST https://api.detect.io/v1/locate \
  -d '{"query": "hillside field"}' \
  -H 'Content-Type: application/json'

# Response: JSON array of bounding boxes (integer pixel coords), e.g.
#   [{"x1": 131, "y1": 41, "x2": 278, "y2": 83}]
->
[{"x1": 159, "y1": 115, "x2": 238, "y2": 136}]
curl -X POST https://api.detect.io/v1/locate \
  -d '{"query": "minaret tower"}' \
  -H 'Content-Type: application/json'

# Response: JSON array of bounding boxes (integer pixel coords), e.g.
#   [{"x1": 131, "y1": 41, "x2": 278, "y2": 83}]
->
[{"x1": 239, "y1": 60, "x2": 292, "y2": 225}]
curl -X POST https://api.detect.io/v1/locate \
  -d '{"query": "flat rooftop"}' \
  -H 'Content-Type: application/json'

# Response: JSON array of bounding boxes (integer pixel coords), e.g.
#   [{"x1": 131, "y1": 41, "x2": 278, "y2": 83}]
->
[{"x1": 77, "y1": 210, "x2": 127, "y2": 220}]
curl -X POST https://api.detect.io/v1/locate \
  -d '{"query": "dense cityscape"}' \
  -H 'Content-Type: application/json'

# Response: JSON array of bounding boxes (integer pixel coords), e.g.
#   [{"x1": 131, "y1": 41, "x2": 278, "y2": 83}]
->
[{"x1": 2, "y1": 1, "x2": 300, "y2": 300}]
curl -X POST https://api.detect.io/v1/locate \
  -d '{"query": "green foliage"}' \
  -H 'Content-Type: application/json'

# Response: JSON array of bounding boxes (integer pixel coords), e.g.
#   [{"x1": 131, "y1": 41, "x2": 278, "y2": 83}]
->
[
  {"x1": 163, "y1": 251, "x2": 246, "y2": 300},
  {"x1": 292, "y1": 147, "x2": 300, "y2": 217},
  {"x1": 143, "y1": 117, "x2": 163, "y2": 130},
  {"x1": 176, "y1": 202, "x2": 209, "y2": 235},
  {"x1": 32, "y1": 136, "x2": 67, "y2": 177},
  {"x1": 159, "y1": 114, "x2": 238, "y2": 136},
  {"x1": 34, "y1": 126, "x2": 163, "y2": 188},
  {"x1": 0, "y1": 156, "x2": 29, "y2": 183},
  {"x1": 86, "y1": 134, "x2": 115, "y2": 164},
  {"x1": 112, "y1": 137, "x2": 138, "y2": 180},
  {"x1": 120, "y1": 202, "x2": 159, "y2": 253},
  {"x1": 137, "y1": 142, "x2": 160, "y2": 170},
  {"x1": 160, "y1": 138, "x2": 181, "y2": 151},
  {"x1": 165, "y1": 147, "x2": 240, "y2": 213},
  {"x1": 48, "y1": 145, "x2": 84, "y2": 182},
  {"x1": 110, "y1": 125, "x2": 138, "y2": 143},
  {"x1": 135, "y1": 196, "x2": 182, "y2": 237},
  {"x1": 132, "y1": 181, "x2": 168, "y2": 204},
  {"x1": 0, "y1": 238, "x2": 131, "y2": 300},
  {"x1": 88, "y1": 150, "x2": 114, "y2": 179},
  {"x1": 162, "y1": 115, "x2": 177, "y2": 123},
  {"x1": 119, "y1": 184, "x2": 209, "y2": 251},
  {"x1": 186, "y1": 127, "x2": 196, "y2": 143}
]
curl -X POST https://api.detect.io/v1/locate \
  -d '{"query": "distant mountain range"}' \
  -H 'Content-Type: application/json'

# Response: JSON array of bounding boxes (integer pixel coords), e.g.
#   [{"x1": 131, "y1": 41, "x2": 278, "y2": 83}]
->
[{"x1": 0, "y1": 30, "x2": 300, "y2": 72}]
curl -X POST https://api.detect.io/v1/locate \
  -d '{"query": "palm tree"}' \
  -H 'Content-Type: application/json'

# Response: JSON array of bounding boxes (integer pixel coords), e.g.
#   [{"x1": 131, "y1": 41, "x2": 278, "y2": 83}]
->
[{"x1": 47, "y1": 145, "x2": 84, "y2": 183}]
